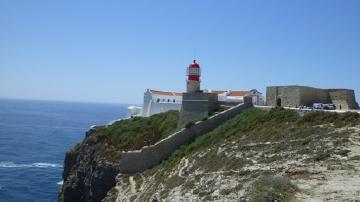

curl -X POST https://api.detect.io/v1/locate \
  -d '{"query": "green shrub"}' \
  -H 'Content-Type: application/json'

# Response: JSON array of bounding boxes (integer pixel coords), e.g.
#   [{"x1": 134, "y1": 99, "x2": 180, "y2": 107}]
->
[
  {"x1": 298, "y1": 111, "x2": 360, "y2": 127},
  {"x1": 340, "y1": 112, "x2": 360, "y2": 124},
  {"x1": 336, "y1": 149, "x2": 351, "y2": 156},
  {"x1": 313, "y1": 151, "x2": 330, "y2": 161},
  {"x1": 350, "y1": 155, "x2": 360, "y2": 161},
  {"x1": 163, "y1": 108, "x2": 268, "y2": 167},
  {"x1": 161, "y1": 108, "x2": 359, "y2": 171},
  {"x1": 99, "y1": 110, "x2": 179, "y2": 150},
  {"x1": 267, "y1": 107, "x2": 300, "y2": 123},
  {"x1": 185, "y1": 121, "x2": 195, "y2": 129},
  {"x1": 249, "y1": 175, "x2": 297, "y2": 202}
]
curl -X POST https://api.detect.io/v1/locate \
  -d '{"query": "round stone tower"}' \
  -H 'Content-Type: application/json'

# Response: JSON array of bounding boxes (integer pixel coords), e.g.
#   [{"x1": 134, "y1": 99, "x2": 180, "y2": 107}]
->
[{"x1": 186, "y1": 59, "x2": 201, "y2": 92}]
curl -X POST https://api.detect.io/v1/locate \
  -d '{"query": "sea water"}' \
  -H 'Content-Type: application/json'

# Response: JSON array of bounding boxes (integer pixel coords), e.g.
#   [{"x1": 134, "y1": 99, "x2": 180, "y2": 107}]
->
[{"x1": 0, "y1": 99, "x2": 127, "y2": 202}]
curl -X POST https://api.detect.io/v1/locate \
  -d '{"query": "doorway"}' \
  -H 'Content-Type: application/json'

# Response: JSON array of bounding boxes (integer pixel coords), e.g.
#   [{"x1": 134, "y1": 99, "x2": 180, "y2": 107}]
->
[{"x1": 276, "y1": 98, "x2": 282, "y2": 107}]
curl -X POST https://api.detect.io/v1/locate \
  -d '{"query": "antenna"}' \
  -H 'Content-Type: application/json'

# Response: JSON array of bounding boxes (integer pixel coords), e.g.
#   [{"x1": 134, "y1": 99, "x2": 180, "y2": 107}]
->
[{"x1": 193, "y1": 48, "x2": 197, "y2": 62}]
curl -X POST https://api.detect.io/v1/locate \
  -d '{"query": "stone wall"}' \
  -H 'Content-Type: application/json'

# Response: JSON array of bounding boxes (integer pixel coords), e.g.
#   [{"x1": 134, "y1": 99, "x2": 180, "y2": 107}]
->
[
  {"x1": 266, "y1": 85, "x2": 359, "y2": 109},
  {"x1": 266, "y1": 86, "x2": 302, "y2": 107},
  {"x1": 299, "y1": 86, "x2": 330, "y2": 105},
  {"x1": 118, "y1": 97, "x2": 253, "y2": 174},
  {"x1": 177, "y1": 92, "x2": 219, "y2": 128},
  {"x1": 328, "y1": 89, "x2": 359, "y2": 110}
]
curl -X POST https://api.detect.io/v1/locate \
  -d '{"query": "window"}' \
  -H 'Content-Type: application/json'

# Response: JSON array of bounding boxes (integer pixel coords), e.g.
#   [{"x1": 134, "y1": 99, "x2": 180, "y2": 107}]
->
[
  {"x1": 162, "y1": 99, "x2": 165, "y2": 102},
  {"x1": 188, "y1": 68, "x2": 200, "y2": 75},
  {"x1": 173, "y1": 99, "x2": 175, "y2": 103},
  {"x1": 167, "y1": 99, "x2": 170, "y2": 102},
  {"x1": 157, "y1": 98, "x2": 160, "y2": 102}
]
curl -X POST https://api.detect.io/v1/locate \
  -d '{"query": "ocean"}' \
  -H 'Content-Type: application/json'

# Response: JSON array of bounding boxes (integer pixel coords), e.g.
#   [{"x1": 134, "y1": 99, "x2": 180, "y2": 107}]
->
[{"x1": 0, "y1": 99, "x2": 128, "y2": 202}]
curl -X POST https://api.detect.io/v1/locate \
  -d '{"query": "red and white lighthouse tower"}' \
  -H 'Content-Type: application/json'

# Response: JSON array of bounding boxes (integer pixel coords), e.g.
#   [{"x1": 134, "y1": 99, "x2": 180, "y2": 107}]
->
[{"x1": 186, "y1": 59, "x2": 201, "y2": 92}]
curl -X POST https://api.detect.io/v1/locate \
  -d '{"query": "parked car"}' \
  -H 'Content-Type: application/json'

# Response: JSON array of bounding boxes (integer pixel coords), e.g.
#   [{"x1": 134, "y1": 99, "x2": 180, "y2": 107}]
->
[
  {"x1": 313, "y1": 103, "x2": 323, "y2": 110},
  {"x1": 303, "y1": 104, "x2": 314, "y2": 110},
  {"x1": 323, "y1": 104, "x2": 336, "y2": 110}
]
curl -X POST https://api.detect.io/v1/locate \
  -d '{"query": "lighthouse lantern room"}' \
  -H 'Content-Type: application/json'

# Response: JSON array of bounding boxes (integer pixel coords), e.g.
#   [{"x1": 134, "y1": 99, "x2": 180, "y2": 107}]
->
[{"x1": 186, "y1": 60, "x2": 201, "y2": 93}]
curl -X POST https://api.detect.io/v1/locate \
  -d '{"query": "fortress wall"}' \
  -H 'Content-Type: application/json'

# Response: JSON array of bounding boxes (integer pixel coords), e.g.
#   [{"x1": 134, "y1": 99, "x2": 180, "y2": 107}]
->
[
  {"x1": 299, "y1": 87, "x2": 330, "y2": 105},
  {"x1": 267, "y1": 86, "x2": 301, "y2": 107},
  {"x1": 266, "y1": 86, "x2": 277, "y2": 106},
  {"x1": 328, "y1": 89, "x2": 359, "y2": 109},
  {"x1": 118, "y1": 97, "x2": 253, "y2": 174},
  {"x1": 266, "y1": 86, "x2": 359, "y2": 108},
  {"x1": 280, "y1": 86, "x2": 301, "y2": 107},
  {"x1": 177, "y1": 92, "x2": 219, "y2": 128}
]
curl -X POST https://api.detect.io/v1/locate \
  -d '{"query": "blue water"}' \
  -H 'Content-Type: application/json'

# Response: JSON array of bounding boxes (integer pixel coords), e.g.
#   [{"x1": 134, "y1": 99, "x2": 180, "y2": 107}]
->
[{"x1": 0, "y1": 99, "x2": 127, "y2": 202}]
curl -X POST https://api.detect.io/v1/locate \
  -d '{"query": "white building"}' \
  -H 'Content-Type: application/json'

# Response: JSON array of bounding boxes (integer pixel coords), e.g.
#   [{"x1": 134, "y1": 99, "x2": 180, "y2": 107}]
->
[
  {"x1": 141, "y1": 89, "x2": 182, "y2": 117},
  {"x1": 127, "y1": 106, "x2": 142, "y2": 118},
  {"x1": 128, "y1": 89, "x2": 264, "y2": 118},
  {"x1": 210, "y1": 89, "x2": 264, "y2": 105}
]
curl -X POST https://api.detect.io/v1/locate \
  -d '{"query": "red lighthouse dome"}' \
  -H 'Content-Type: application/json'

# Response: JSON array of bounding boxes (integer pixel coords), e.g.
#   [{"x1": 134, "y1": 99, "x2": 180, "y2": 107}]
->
[
  {"x1": 187, "y1": 59, "x2": 201, "y2": 81},
  {"x1": 186, "y1": 59, "x2": 201, "y2": 93}
]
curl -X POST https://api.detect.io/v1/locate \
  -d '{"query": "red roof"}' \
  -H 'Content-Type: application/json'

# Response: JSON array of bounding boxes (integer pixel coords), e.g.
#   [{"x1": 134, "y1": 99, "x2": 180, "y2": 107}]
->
[
  {"x1": 211, "y1": 90, "x2": 247, "y2": 96},
  {"x1": 149, "y1": 90, "x2": 182, "y2": 96},
  {"x1": 228, "y1": 91, "x2": 246, "y2": 96},
  {"x1": 211, "y1": 90, "x2": 227, "y2": 95}
]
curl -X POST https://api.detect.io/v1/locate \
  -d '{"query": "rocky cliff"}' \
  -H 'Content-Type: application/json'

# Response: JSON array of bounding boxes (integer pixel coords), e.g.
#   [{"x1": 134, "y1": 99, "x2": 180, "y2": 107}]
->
[
  {"x1": 58, "y1": 110, "x2": 179, "y2": 202},
  {"x1": 58, "y1": 128, "x2": 122, "y2": 202},
  {"x1": 59, "y1": 108, "x2": 360, "y2": 201},
  {"x1": 104, "y1": 109, "x2": 360, "y2": 201}
]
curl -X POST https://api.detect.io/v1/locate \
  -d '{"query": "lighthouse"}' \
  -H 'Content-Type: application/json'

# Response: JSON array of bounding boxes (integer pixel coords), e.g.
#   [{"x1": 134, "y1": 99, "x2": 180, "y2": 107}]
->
[
  {"x1": 178, "y1": 59, "x2": 219, "y2": 127},
  {"x1": 186, "y1": 60, "x2": 201, "y2": 92}
]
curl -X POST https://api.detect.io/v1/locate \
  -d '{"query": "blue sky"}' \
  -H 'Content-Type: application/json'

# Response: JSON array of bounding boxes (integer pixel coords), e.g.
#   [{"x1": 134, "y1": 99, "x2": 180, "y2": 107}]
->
[{"x1": 0, "y1": 0, "x2": 359, "y2": 104}]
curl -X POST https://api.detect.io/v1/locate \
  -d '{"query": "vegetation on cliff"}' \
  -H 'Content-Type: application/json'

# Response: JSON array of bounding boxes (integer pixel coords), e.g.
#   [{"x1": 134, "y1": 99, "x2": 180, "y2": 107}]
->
[
  {"x1": 59, "y1": 110, "x2": 179, "y2": 202},
  {"x1": 96, "y1": 110, "x2": 179, "y2": 150},
  {"x1": 165, "y1": 108, "x2": 360, "y2": 166},
  {"x1": 59, "y1": 107, "x2": 360, "y2": 202},
  {"x1": 105, "y1": 108, "x2": 360, "y2": 201}
]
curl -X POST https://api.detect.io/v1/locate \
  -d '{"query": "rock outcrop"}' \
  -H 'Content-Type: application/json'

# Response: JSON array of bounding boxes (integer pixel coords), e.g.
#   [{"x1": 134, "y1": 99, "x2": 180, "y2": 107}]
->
[
  {"x1": 58, "y1": 110, "x2": 180, "y2": 202},
  {"x1": 58, "y1": 128, "x2": 122, "y2": 202}
]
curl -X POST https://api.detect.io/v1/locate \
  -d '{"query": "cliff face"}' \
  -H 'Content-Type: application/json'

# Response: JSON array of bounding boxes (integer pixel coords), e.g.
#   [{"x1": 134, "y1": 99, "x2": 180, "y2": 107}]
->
[
  {"x1": 104, "y1": 109, "x2": 360, "y2": 201},
  {"x1": 58, "y1": 110, "x2": 179, "y2": 202},
  {"x1": 59, "y1": 108, "x2": 360, "y2": 201},
  {"x1": 106, "y1": 124, "x2": 360, "y2": 201},
  {"x1": 58, "y1": 128, "x2": 122, "y2": 202}
]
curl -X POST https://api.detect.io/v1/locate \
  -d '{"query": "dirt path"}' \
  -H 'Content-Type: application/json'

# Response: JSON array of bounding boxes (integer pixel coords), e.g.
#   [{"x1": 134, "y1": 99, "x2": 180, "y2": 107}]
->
[
  {"x1": 178, "y1": 158, "x2": 189, "y2": 177},
  {"x1": 129, "y1": 176, "x2": 136, "y2": 194}
]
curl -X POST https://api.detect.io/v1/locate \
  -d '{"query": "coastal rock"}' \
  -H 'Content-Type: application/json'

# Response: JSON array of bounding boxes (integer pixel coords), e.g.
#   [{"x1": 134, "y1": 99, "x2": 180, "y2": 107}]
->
[{"x1": 58, "y1": 128, "x2": 121, "y2": 202}]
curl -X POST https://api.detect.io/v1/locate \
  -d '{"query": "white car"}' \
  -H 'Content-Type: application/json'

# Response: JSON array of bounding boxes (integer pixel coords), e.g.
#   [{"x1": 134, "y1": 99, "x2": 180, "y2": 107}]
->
[{"x1": 313, "y1": 103, "x2": 323, "y2": 110}]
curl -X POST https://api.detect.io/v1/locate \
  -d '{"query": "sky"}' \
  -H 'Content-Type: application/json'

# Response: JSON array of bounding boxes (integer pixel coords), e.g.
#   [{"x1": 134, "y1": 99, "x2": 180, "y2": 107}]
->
[{"x1": 0, "y1": 0, "x2": 359, "y2": 104}]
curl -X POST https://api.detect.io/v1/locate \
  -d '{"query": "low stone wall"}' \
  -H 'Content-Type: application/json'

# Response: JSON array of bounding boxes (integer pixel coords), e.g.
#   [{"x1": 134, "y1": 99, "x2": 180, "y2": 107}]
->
[{"x1": 118, "y1": 97, "x2": 253, "y2": 174}]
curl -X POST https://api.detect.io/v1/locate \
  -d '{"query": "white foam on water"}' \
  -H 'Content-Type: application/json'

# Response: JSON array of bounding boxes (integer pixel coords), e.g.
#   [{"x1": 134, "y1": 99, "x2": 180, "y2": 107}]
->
[
  {"x1": 32, "y1": 163, "x2": 62, "y2": 168},
  {"x1": 0, "y1": 162, "x2": 63, "y2": 168},
  {"x1": 57, "y1": 180, "x2": 64, "y2": 185}
]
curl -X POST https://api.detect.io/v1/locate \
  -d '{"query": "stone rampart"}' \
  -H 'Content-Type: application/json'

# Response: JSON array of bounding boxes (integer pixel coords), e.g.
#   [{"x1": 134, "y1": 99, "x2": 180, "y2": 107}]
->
[
  {"x1": 267, "y1": 85, "x2": 359, "y2": 109},
  {"x1": 118, "y1": 97, "x2": 253, "y2": 174},
  {"x1": 177, "y1": 92, "x2": 219, "y2": 128},
  {"x1": 328, "y1": 89, "x2": 359, "y2": 110}
]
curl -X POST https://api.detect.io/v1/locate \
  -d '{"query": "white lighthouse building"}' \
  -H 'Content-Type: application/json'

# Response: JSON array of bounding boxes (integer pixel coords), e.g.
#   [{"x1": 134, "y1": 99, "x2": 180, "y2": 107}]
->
[{"x1": 127, "y1": 60, "x2": 264, "y2": 118}]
